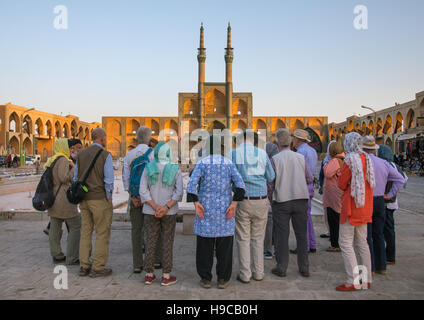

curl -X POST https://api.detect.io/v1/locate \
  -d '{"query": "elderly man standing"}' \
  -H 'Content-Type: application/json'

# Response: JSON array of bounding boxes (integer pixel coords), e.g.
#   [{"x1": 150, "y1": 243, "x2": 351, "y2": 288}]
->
[
  {"x1": 231, "y1": 130, "x2": 275, "y2": 283},
  {"x1": 122, "y1": 126, "x2": 155, "y2": 274},
  {"x1": 361, "y1": 136, "x2": 405, "y2": 275},
  {"x1": 271, "y1": 129, "x2": 314, "y2": 277},
  {"x1": 291, "y1": 129, "x2": 318, "y2": 253},
  {"x1": 75, "y1": 128, "x2": 114, "y2": 278}
]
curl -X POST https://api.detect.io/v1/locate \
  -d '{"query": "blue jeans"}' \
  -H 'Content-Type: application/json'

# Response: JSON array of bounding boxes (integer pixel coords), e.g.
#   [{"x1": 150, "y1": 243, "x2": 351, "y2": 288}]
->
[
  {"x1": 384, "y1": 208, "x2": 396, "y2": 262},
  {"x1": 367, "y1": 196, "x2": 386, "y2": 271}
]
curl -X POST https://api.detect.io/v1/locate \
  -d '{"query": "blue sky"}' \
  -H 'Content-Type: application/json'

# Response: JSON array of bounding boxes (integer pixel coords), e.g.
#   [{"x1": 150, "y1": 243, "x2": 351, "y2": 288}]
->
[{"x1": 0, "y1": 0, "x2": 423, "y2": 123}]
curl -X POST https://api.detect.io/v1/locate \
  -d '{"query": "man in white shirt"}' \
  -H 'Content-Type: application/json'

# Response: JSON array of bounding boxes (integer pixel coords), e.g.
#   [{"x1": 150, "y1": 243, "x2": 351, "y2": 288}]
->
[{"x1": 123, "y1": 126, "x2": 155, "y2": 273}]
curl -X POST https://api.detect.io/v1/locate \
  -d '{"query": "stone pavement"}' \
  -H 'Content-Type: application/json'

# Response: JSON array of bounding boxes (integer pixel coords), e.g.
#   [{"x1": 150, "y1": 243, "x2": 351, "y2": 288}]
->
[{"x1": 1, "y1": 210, "x2": 424, "y2": 300}]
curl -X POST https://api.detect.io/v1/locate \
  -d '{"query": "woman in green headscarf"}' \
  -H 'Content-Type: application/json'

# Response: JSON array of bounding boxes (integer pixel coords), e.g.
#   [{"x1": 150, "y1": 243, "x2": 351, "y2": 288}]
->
[{"x1": 139, "y1": 142, "x2": 184, "y2": 286}]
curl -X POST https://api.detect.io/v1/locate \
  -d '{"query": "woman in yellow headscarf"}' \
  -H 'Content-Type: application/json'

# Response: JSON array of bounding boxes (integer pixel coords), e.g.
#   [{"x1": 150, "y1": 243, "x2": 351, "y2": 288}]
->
[
  {"x1": 46, "y1": 138, "x2": 81, "y2": 265},
  {"x1": 44, "y1": 138, "x2": 71, "y2": 169}
]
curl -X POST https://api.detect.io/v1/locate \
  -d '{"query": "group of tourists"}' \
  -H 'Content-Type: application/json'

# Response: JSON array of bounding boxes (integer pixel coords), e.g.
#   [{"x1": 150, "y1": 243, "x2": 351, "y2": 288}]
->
[{"x1": 43, "y1": 125, "x2": 406, "y2": 292}]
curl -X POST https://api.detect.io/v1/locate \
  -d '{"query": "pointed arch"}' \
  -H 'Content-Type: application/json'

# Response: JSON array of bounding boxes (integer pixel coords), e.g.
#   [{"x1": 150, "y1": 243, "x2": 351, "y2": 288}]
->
[
  {"x1": 45, "y1": 120, "x2": 52, "y2": 136},
  {"x1": 9, "y1": 136, "x2": 20, "y2": 154},
  {"x1": 394, "y1": 112, "x2": 403, "y2": 133},
  {"x1": 23, "y1": 137, "x2": 32, "y2": 155},
  {"x1": 22, "y1": 115, "x2": 32, "y2": 135},
  {"x1": 293, "y1": 119, "x2": 305, "y2": 131},
  {"x1": 63, "y1": 123, "x2": 70, "y2": 138},
  {"x1": 183, "y1": 99, "x2": 198, "y2": 116},
  {"x1": 205, "y1": 89, "x2": 226, "y2": 115},
  {"x1": 383, "y1": 115, "x2": 393, "y2": 134},
  {"x1": 55, "y1": 121, "x2": 61, "y2": 138},
  {"x1": 232, "y1": 99, "x2": 247, "y2": 115},
  {"x1": 8, "y1": 112, "x2": 20, "y2": 132},
  {"x1": 71, "y1": 120, "x2": 78, "y2": 137},
  {"x1": 35, "y1": 118, "x2": 43, "y2": 135},
  {"x1": 406, "y1": 109, "x2": 415, "y2": 129},
  {"x1": 150, "y1": 119, "x2": 159, "y2": 135},
  {"x1": 272, "y1": 119, "x2": 286, "y2": 132},
  {"x1": 106, "y1": 119, "x2": 121, "y2": 136},
  {"x1": 376, "y1": 118, "x2": 383, "y2": 135},
  {"x1": 131, "y1": 119, "x2": 140, "y2": 134}
]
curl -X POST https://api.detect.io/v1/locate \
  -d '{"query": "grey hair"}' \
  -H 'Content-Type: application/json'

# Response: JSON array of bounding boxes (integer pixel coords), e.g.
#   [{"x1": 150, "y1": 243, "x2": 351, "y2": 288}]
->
[
  {"x1": 91, "y1": 128, "x2": 106, "y2": 141},
  {"x1": 137, "y1": 126, "x2": 152, "y2": 145},
  {"x1": 275, "y1": 128, "x2": 291, "y2": 147}
]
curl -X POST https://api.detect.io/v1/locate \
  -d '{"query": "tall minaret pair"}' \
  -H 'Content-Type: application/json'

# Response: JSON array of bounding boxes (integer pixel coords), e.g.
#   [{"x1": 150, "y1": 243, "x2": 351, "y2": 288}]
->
[{"x1": 197, "y1": 23, "x2": 234, "y2": 129}]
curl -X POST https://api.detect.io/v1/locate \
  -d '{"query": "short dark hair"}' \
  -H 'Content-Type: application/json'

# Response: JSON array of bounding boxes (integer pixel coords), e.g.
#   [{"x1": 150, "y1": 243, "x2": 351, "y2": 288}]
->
[
  {"x1": 68, "y1": 138, "x2": 82, "y2": 148},
  {"x1": 239, "y1": 129, "x2": 259, "y2": 145}
]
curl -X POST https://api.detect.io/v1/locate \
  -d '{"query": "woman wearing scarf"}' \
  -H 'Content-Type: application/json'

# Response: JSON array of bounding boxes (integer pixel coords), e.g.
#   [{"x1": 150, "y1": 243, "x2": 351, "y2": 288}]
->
[
  {"x1": 377, "y1": 145, "x2": 407, "y2": 265},
  {"x1": 139, "y1": 142, "x2": 183, "y2": 286},
  {"x1": 323, "y1": 141, "x2": 345, "y2": 252},
  {"x1": 336, "y1": 132, "x2": 375, "y2": 291},
  {"x1": 319, "y1": 140, "x2": 336, "y2": 239},
  {"x1": 46, "y1": 138, "x2": 81, "y2": 265},
  {"x1": 187, "y1": 135, "x2": 246, "y2": 289},
  {"x1": 264, "y1": 142, "x2": 279, "y2": 259}
]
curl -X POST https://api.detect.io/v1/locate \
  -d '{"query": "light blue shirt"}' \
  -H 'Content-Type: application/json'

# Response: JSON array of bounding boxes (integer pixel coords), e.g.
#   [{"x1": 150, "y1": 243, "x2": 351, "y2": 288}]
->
[
  {"x1": 296, "y1": 143, "x2": 318, "y2": 180},
  {"x1": 73, "y1": 142, "x2": 115, "y2": 199},
  {"x1": 230, "y1": 143, "x2": 275, "y2": 197}
]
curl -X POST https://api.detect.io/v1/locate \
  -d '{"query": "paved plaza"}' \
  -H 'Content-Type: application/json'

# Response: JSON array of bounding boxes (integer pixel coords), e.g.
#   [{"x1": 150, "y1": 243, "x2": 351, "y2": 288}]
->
[{"x1": 1, "y1": 202, "x2": 424, "y2": 299}]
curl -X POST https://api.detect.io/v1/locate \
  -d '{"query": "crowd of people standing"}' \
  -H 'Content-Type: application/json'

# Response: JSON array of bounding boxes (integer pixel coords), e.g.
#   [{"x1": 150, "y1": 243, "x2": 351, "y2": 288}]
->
[{"x1": 42, "y1": 125, "x2": 407, "y2": 292}]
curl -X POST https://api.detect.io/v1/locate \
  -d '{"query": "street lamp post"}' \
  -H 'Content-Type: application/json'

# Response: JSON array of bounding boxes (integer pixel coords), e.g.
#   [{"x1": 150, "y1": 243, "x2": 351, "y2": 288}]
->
[{"x1": 361, "y1": 105, "x2": 377, "y2": 137}]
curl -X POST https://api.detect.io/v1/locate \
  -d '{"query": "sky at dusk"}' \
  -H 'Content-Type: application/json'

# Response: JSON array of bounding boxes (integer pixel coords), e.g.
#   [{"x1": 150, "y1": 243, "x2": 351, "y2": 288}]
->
[{"x1": 0, "y1": 0, "x2": 423, "y2": 124}]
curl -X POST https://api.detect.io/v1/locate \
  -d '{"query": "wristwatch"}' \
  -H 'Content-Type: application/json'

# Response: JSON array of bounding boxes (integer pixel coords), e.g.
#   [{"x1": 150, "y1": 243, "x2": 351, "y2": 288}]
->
[{"x1": 166, "y1": 204, "x2": 171, "y2": 210}]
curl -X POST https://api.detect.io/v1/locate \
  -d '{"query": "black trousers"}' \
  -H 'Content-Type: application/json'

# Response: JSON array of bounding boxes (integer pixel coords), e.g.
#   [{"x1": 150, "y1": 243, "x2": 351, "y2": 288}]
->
[
  {"x1": 367, "y1": 196, "x2": 386, "y2": 271},
  {"x1": 384, "y1": 208, "x2": 396, "y2": 262},
  {"x1": 196, "y1": 235, "x2": 233, "y2": 282},
  {"x1": 326, "y1": 207, "x2": 340, "y2": 248}
]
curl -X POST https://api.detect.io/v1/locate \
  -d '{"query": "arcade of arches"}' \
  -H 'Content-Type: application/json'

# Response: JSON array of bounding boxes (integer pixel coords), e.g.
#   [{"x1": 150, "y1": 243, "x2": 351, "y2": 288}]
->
[
  {"x1": 328, "y1": 90, "x2": 424, "y2": 153},
  {"x1": 0, "y1": 103, "x2": 101, "y2": 161}
]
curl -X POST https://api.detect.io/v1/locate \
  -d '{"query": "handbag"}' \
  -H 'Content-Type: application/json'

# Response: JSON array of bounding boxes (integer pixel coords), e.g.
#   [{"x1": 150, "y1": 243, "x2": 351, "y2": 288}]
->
[{"x1": 66, "y1": 148, "x2": 104, "y2": 204}]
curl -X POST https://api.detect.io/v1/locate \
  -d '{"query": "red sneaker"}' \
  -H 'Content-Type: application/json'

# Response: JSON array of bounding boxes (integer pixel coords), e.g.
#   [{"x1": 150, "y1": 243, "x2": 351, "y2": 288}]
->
[
  {"x1": 336, "y1": 283, "x2": 369, "y2": 291},
  {"x1": 161, "y1": 275, "x2": 177, "y2": 286},
  {"x1": 144, "y1": 274, "x2": 156, "y2": 285}
]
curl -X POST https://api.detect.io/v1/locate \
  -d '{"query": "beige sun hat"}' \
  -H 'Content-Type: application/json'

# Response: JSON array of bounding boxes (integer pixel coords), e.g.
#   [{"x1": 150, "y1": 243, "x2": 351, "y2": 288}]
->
[
  {"x1": 360, "y1": 135, "x2": 380, "y2": 150},
  {"x1": 293, "y1": 129, "x2": 311, "y2": 143}
]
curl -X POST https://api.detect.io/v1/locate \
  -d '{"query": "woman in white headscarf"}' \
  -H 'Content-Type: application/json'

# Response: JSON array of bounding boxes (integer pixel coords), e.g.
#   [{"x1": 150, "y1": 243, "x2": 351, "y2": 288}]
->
[{"x1": 336, "y1": 132, "x2": 375, "y2": 292}]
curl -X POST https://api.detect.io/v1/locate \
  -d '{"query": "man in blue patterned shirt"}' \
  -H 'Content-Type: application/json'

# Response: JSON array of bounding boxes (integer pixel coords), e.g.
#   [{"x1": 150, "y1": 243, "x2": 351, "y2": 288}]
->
[{"x1": 230, "y1": 130, "x2": 275, "y2": 283}]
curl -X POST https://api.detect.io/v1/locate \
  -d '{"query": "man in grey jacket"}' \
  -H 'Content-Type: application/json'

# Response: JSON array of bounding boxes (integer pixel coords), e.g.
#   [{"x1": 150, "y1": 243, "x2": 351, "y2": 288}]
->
[{"x1": 270, "y1": 129, "x2": 314, "y2": 278}]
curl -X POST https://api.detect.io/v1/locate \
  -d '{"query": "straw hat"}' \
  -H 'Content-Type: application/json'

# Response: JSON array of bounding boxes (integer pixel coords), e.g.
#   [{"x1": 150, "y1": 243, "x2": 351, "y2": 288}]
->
[
  {"x1": 360, "y1": 136, "x2": 380, "y2": 150},
  {"x1": 293, "y1": 129, "x2": 311, "y2": 143}
]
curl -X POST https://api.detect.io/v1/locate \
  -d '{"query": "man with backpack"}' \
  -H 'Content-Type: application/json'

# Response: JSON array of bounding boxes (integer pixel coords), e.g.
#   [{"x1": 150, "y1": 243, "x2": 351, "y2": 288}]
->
[
  {"x1": 122, "y1": 126, "x2": 155, "y2": 274},
  {"x1": 75, "y1": 128, "x2": 115, "y2": 278}
]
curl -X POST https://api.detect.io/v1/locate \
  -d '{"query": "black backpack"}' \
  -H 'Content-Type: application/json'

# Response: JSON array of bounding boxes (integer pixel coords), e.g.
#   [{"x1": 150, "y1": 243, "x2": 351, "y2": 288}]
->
[
  {"x1": 66, "y1": 148, "x2": 104, "y2": 204},
  {"x1": 32, "y1": 157, "x2": 64, "y2": 211}
]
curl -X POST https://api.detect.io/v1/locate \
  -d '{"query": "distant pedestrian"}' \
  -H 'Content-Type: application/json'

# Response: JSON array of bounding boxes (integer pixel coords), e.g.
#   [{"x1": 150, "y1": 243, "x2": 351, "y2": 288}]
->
[
  {"x1": 140, "y1": 142, "x2": 183, "y2": 286},
  {"x1": 187, "y1": 135, "x2": 246, "y2": 289},
  {"x1": 291, "y1": 129, "x2": 318, "y2": 253},
  {"x1": 322, "y1": 141, "x2": 345, "y2": 252},
  {"x1": 231, "y1": 130, "x2": 275, "y2": 283},
  {"x1": 75, "y1": 128, "x2": 115, "y2": 278},
  {"x1": 336, "y1": 132, "x2": 374, "y2": 291},
  {"x1": 270, "y1": 129, "x2": 313, "y2": 278},
  {"x1": 377, "y1": 145, "x2": 407, "y2": 266},
  {"x1": 46, "y1": 138, "x2": 80, "y2": 265},
  {"x1": 361, "y1": 136, "x2": 405, "y2": 275}
]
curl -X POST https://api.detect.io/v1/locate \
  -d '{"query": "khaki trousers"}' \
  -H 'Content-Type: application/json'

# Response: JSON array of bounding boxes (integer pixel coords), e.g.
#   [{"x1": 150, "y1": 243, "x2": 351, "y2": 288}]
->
[
  {"x1": 79, "y1": 199, "x2": 113, "y2": 271},
  {"x1": 339, "y1": 222, "x2": 373, "y2": 285},
  {"x1": 49, "y1": 215, "x2": 81, "y2": 264},
  {"x1": 235, "y1": 198, "x2": 268, "y2": 281}
]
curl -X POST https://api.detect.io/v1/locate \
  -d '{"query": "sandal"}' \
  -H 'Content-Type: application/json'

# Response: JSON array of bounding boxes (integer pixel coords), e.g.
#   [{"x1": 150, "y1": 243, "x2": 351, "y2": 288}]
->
[{"x1": 326, "y1": 247, "x2": 341, "y2": 252}]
